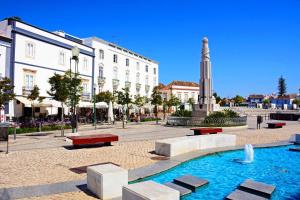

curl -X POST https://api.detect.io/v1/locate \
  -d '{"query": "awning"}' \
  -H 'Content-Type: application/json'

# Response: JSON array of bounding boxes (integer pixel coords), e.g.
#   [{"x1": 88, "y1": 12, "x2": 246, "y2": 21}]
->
[
  {"x1": 15, "y1": 96, "x2": 33, "y2": 107},
  {"x1": 16, "y1": 97, "x2": 65, "y2": 108},
  {"x1": 78, "y1": 101, "x2": 108, "y2": 109}
]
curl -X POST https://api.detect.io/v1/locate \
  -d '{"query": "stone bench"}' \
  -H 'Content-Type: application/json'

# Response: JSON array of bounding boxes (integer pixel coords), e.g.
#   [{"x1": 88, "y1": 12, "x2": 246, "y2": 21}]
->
[
  {"x1": 295, "y1": 134, "x2": 300, "y2": 144},
  {"x1": 190, "y1": 127, "x2": 223, "y2": 135},
  {"x1": 155, "y1": 134, "x2": 236, "y2": 157},
  {"x1": 123, "y1": 181, "x2": 180, "y2": 200},
  {"x1": 87, "y1": 163, "x2": 128, "y2": 199}
]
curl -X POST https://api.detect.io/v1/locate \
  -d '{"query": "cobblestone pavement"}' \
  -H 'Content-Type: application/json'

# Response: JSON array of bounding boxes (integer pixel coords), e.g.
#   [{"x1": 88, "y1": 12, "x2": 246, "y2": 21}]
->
[{"x1": 0, "y1": 119, "x2": 299, "y2": 199}]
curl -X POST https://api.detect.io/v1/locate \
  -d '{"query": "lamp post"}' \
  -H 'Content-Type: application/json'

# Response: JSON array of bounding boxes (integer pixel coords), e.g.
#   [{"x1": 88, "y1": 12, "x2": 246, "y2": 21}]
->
[
  {"x1": 70, "y1": 46, "x2": 79, "y2": 133},
  {"x1": 93, "y1": 83, "x2": 97, "y2": 129}
]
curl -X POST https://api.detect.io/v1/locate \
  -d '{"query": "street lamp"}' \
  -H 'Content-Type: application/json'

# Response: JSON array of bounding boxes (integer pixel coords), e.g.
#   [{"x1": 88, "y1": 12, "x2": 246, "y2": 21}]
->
[
  {"x1": 93, "y1": 83, "x2": 97, "y2": 129},
  {"x1": 70, "y1": 46, "x2": 79, "y2": 133}
]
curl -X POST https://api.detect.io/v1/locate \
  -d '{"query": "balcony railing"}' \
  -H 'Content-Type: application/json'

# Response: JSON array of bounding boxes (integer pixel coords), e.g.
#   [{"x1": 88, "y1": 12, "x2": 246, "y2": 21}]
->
[
  {"x1": 22, "y1": 86, "x2": 33, "y2": 96},
  {"x1": 145, "y1": 85, "x2": 150, "y2": 92},
  {"x1": 136, "y1": 83, "x2": 141, "y2": 91},
  {"x1": 81, "y1": 92, "x2": 91, "y2": 101},
  {"x1": 98, "y1": 76, "x2": 106, "y2": 86},
  {"x1": 113, "y1": 79, "x2": 119, "y2": 91},
  {"x1": 125, "y1": 81, "x2": 131, "y2": 89}
]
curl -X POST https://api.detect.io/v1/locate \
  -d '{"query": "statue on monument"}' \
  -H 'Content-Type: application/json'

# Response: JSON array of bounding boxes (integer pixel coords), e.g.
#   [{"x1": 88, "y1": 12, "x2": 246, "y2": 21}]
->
[{"x1": 192, "y1": 37, "x2": 217, "y2": 118}]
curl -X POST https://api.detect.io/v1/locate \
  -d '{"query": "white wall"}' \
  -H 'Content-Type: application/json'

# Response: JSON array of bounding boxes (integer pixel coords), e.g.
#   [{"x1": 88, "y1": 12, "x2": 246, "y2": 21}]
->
[
  {"x1": 0, "y1": 40, "x2": 10, "y2": 77},
  {"x1": 13, "y1": 23, "x2": 94, "y2": 98},
  {"x1": 84, "y1": 37, "x2": 159, "y2": 98}
]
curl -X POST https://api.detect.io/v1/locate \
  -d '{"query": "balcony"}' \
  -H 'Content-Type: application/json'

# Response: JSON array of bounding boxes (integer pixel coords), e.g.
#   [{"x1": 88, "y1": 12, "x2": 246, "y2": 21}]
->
[
  {"x1": 136, "y1": 83, "x2": 141, "y2": 91},
  {"x1": 125, "y1": 81, "x2": 131, "y2": 89},
  {"x1": 98, "y1": 76, "x2": 106, "y2": 86},
  {"x1": 112, "y1": 79, "x2": 120, "y2": 91},
  {"x1": 81, "y1": 92, "x2": 91, "y2": 101},
  {"x1": 145, "y1": 85, "x2": 150, "y2": 92},
  {"x1": 22, "y1": 86, "x2": 33, "y2": 96}
]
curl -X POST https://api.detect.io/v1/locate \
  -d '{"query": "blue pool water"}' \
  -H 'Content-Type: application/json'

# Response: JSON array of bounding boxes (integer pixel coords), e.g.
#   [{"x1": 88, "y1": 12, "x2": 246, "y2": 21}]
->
[{"x1": 144, "y1": 145, "x2": 300, "y2": 199}]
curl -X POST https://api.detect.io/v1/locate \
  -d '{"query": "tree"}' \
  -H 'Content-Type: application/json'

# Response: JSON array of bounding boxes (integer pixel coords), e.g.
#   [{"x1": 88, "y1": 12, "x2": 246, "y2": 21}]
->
[
  {"x1": 150, "y1": 86, "x2": 162, "y2": 124},
  {"x1": 293, "y1": 99, "x2": 300, "y2": 106},
  {"x1": 233, "y1": 95, "x2": 244, "y2": 106},
  {"x1": 96, "y1": 91, "x2": 114, "y2": 104},
  {"x1": 187, "y1": 97, "x2": 195, "y2": 111},
  {"x1": 162, "y1": 98, "x2": 168, "y2": 120},
  {"x1": 263, "y1": 99, "x2": 270, "y2": 105},
  {"x1": 213, "y1": 92, "x2": 221, "y2": 104},
  {"x1": 167, "y1": 94, "x2": 180, "y2": 112},
  {"x1": 65, "y1": 70, "x2": 82, "y2": 132},
  {"x1": 134, "y1": 95, "x2": 145, "y2": 122},
  {"x1": 116, "y1": 88, "x2": 132, "y2": 128},
  {"x1": 27, "y1": 85, "x2": 42, "y2": 121},
  {"x1": 0, "y1": 77, "x2": 15, "y2": 120},
  {"x1": 48, "y1": 73, "x2": 69, "y2": 136},
  {"x1": 278, "y1": 76, "x2": 287, "y2": 96}
]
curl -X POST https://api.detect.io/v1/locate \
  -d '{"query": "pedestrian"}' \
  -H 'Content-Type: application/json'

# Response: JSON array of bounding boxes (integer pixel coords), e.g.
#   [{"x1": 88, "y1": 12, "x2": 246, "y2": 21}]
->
[{"x1": 257, "y1": 115, "x2": 263, "y2": 129}]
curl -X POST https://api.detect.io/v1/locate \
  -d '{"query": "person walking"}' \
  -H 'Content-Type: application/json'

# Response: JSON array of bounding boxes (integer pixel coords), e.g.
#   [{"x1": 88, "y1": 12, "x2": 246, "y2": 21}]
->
[{"x1": 257, "y1": 115, "x2": 263, "y2": 129}]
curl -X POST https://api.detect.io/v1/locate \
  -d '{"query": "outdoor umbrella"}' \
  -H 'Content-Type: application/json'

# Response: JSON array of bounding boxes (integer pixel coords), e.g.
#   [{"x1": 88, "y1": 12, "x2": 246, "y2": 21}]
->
[{"x1": 108, "y1": 101, "x2": 114, "y2": 123}]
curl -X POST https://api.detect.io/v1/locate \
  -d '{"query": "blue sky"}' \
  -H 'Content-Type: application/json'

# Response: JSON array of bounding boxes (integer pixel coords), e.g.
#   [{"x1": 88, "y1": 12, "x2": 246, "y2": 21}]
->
[{"x1": 1, "y1": 0, "x2": 300, "y2": 97}]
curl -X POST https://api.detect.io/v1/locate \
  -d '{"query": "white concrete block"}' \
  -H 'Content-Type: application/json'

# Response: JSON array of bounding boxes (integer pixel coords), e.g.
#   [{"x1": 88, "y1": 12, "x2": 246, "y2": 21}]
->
[
  {"x1": 214, "y1": 134, "x2": 236, "y2": 148},
  {"x1": 122, "y1": 181, "x2": 180, "y2": 200},
  {"x1": 295, "y1": 134, "x2": 300, "y2": 143},
  {"x1": 87, "y1": 164, "x2": 128, "y2": 200},
  {"x1": 155, "y1": 134, "x2": 236, "y2": 157},
  {"x1": 155, "y1": 137, "x2": 198, "y2": 157}
]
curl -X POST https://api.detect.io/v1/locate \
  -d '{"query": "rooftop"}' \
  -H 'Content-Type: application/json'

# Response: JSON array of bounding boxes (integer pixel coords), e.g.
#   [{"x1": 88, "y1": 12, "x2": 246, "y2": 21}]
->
[{"x1": 84, "y1": 36, "x2": 159, "y2": 64}]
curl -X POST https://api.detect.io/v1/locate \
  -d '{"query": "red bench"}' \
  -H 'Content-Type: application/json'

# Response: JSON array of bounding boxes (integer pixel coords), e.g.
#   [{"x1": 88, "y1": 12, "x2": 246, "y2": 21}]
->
[
  {"x1": 190, "y1": 128, "x2": 223, "y2": 135},
  {"x1": 67, "y1": 134, "x2": 118, "y2": 147},
  {"x1": 267, "y1": 122, "x2": 286, "y2": 128}
]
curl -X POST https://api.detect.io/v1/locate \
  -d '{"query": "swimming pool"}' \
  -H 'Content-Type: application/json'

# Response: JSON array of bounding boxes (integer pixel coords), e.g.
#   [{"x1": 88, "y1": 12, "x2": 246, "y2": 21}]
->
[{"x1": 144, "y1": 145, "x2": 300, "y2": 199}]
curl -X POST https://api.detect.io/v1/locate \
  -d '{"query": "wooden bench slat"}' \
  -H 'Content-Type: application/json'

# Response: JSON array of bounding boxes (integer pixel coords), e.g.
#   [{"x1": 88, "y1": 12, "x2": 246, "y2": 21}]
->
[{"x1": 67, "y1": 134, "x2": 118, "y2": 146}]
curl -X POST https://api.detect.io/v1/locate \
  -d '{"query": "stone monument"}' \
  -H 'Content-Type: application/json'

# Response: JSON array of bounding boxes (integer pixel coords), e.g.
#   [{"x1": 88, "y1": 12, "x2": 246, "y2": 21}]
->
[{"x1": 192, "y1": 37, "x2": 216, "y2": 118}]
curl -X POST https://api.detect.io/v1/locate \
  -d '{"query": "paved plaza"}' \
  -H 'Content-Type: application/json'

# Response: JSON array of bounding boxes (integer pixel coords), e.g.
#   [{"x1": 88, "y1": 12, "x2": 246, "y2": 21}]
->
[{"x1": 0, "y1": 118, "x2": 300, "y2": 199}]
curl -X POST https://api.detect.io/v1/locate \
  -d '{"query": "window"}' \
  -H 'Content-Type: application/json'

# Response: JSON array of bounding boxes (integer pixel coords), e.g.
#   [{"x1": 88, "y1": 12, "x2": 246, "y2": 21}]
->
[
  {"x1": 99, "y1": 66, "x2": 104, "y2": 79},
  {"x1": 184, "y1": 93, "x2": 188, "y2": 102},
  {"x1": 125, "y1": 70, "x2": 130, "y2": 82},
  {"x1": 153, "y1": 68, "x2": 157, "y2": 75},
  {"x1": 113, "y1": 54, "x2": 118, "y2": 63},
  {"x1": 153, "y1": 76, "x2": 157, "y2": 86},
  {"x1": 145, "y1": 65, "x2": 149, "y2": 72},
  {"x1": 145, "y1": 75, "x2": 149, "y2": 85},
  {"x1": 178, "y1": 93, "x2": 182, "y2": 101},
  {"x1": 136, "y1": 72, "x2": 140, "y2": 83},
  {"x1": 136, "y1": 62, "x2": 140, "y2": 71},
  {"x1": 191, "y1": 92, "x2": 195, "y2": 99},
  {"x1": 25, "y1": 42, "x2": 35, "y2": 58},
  {"x1": 59, "y1": 51, "x2": 65, "y2": 65},
  {"x1": 126, "y1": 58, "x2": 129, "y2": 66},
  {"x1": 25, "y1": 74, "x2": 34, "y2": 89},
  {"x1": 99, "y1": 49, "x2": 104, "y2": 59},
  {"x1": 83, "y1": 58, "x2": 88, "y2": 71},
  {"x1": 82, "y1": 82, "x2": 88, "y2": 93},
  {"x1": 113, "y1": 67, "x2": 118, "y2": 79}
]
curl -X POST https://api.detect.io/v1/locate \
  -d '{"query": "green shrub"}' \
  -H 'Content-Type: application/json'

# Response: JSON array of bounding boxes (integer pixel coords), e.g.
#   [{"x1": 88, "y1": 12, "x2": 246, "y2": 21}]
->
[
  {"x1": 8, "y1": 125, "x2": 71, "y2": 135},
  {"x1": 141, "y1": 117, "x2": 161, "y2": 122},
  {"x1": 171, "y1": 110, "x2": 192, "y2": 117}
]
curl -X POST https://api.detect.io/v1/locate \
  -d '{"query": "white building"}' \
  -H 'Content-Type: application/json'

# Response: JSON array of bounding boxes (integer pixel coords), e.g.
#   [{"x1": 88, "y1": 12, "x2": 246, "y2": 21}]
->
[
  {"x1": 0, "y1": 18, "x2": 94, "y2": 118},
  {"x1": 160, "y1": 81, "x2": 199, "y2": 103},
  {"x1": 83, "y1": 37, "x2": 159, "y2": 98},
  {"x1": 0, "y1": 34, "x2": 11, "y2": 79},
  {"x1": 0, "y1": 18, "x2": 159, "y2": 119}
]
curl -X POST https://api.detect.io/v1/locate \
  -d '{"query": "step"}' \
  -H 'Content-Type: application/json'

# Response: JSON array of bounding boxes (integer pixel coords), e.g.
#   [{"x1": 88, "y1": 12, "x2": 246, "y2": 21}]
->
[
  {"x1": 239, "y1": 179, "x2": 275, "y2": 198},
  {"x1": 173, "y1": 175, "x2": 208, "y2": 191},
  {"x1": 164, "y1": 182, "x2": 192, "y2": 196},
  {"x1": 289, "y1": 148, "x2": 300, "y2": 152},
  {"x1": 226, "y1": 189, "x2": 268, "y2": 200}
]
